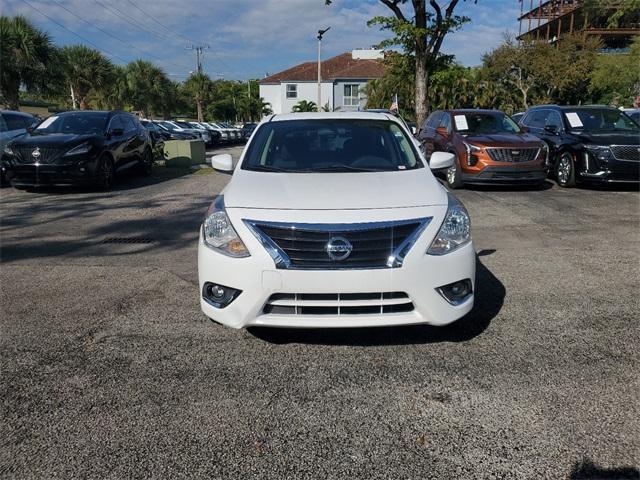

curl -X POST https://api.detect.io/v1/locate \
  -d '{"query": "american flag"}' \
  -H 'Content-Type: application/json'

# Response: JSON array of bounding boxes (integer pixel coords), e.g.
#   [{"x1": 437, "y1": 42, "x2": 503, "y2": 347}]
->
[{"x1": 389, "y1": 94, "x2": 399, "y2": 113}]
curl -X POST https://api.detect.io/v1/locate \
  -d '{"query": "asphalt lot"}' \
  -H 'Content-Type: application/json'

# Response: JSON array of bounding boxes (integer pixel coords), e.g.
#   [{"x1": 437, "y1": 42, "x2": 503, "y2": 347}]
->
[{"x1": 1, "y1": 145, "x2": 639, "y2": 479}]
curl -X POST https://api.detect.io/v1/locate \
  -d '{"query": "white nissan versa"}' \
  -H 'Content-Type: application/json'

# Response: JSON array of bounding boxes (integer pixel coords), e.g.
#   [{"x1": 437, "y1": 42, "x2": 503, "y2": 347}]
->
[{"x1": 198, "y1": 112, "x2": 475, "y2": 329}]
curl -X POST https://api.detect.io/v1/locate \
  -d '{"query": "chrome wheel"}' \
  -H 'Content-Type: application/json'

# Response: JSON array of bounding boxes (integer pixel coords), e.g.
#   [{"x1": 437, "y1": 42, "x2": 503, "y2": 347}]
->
[
  {"x1": 98, "y1": 157, "x2": 114, "y2": 190},
  {"x1": 447, "y1": 164, "x2": 457, "y2": 184},
  {"x1": 556, "y1": 153, "x2": 573, "y2": 186}
]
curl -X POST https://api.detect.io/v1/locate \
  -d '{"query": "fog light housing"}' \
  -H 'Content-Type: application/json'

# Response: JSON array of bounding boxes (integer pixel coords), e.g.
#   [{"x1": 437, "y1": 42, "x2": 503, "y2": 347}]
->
[
  {"x1": 202, "y1": 282, "x2": 241, "y2": 308},
  {"x1": 437, "y1": 279, "x2": 473, "y2": 305}
]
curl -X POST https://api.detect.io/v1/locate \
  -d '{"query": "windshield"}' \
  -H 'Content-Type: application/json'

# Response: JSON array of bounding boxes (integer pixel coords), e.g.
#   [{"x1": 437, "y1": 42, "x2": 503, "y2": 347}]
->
[
  {"x1": 242, "y1": 119, "x2": 423, "y2": 173},
  {"x1": 453, "y1": 112, "x2": 521, "y2": 134},
  {"x1": 563, "y1": 108, "x2": 640, "y2": 132},
  {"x1": 34, "y1": 113, "x2": 108, "y2": 135},
  {"x1": 159, "y1": 121, "x2": 178, "y2": 131}
]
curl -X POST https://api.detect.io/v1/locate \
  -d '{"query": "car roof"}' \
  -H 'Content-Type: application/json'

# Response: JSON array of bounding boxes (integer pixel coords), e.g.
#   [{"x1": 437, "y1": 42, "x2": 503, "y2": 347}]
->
[
  {"x1": 530, "y1": 104, "x2": 616, "y2": 111},
  {"x1": 269, "y1": 112, "x2": 399, "y2": 122},
  {"x1": 446, "y1": 109, "x2": 504, "y2": 115},
  {"x1": 1, "y1": 110, "x2": 35, "y2": 117}
]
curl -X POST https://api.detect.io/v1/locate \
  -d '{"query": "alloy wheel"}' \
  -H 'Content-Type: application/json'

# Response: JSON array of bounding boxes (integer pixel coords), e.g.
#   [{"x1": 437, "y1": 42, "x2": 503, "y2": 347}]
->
[{"x1": 557, "y1": 154, "x2": 572, "y2": 185}]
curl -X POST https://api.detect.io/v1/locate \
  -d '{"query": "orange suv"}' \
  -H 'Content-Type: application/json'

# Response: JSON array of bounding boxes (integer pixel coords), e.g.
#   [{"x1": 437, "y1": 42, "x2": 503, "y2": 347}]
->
[{"x1": 418, "y1": 109, "x2": 548, "y2": 188}]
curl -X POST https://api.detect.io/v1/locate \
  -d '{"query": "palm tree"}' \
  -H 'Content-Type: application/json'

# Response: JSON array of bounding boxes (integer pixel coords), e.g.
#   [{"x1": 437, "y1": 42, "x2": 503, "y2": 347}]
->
[
  {"x1": 292, "y1": 100, "x2": 317, "y2": 112},
  {"x1": 0, "y1": 15, "x2": 57, "y2": 110},
  {"x1": 183, "y1": 72, "x2": 212, "y2": 121},
  {"x1": 125, "y1": 60, "x2": 170, "y2": 117},
  {"x1": 62, "y1": 45, "x2": 113, "y2": 110}
]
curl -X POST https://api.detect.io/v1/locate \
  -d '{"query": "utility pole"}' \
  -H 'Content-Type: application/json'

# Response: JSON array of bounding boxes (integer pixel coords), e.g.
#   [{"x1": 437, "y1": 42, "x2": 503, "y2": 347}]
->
[
  {"x1": 186, "y1": 44, "x2": 210, "y2": 74},
  {"x1": 317, "y1": 27, "x2": 330, "y2": 112}
]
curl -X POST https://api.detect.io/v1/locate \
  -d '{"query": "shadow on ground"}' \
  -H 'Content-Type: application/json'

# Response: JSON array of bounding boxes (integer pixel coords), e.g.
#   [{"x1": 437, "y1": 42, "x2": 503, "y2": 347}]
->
[
  {"x1": 248, "y1": 254, "x2": 504, "y2": 346},
  {"x1": 569, "y1": 458, "x2": 640, "y2": 479}
]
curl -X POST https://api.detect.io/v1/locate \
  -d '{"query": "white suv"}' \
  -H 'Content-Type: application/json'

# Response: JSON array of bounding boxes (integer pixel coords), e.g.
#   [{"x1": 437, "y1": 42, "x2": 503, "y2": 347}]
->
[{"x1": 198, "y1": 112, "x2": 475, "y2": 328}]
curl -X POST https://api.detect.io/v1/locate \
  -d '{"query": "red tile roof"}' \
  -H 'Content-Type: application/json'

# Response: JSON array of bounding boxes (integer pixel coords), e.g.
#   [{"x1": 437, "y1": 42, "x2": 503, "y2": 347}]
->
[{"x1": 259, "y1": 53, "x2": 386, "y2": 84}]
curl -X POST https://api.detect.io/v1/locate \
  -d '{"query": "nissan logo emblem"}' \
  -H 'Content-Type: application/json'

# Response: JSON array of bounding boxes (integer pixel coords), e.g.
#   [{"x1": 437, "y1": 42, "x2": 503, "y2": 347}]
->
[{"x1": 325, "y1": 236, "x2": 353, "y2": 261}]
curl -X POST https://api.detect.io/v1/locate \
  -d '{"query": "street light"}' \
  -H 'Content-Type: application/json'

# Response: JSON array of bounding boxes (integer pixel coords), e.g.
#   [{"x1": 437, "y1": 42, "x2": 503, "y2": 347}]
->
[{"x1": 317, "y1": 27, "x2": 330, "y2": 112}]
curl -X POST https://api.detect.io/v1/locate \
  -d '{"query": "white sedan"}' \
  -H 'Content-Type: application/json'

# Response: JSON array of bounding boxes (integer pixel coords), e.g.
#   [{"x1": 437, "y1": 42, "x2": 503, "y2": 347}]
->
[{"x1": 198, "y1": 112, "x2": 475, "y2": 328}]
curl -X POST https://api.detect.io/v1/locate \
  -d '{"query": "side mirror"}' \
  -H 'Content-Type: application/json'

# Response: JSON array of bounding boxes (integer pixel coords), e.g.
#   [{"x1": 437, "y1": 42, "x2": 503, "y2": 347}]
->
[
  {"x1": 429, "y1": 151, "x2": 455, "y2": 170},
  {"x1": 519, "y1": 125, "x2": 528, "y2": 133},
  {"x1": 544, "y1": 125, "x2": 558, "y2": 134},
  {"x1": 26, "y1": 126, "x2": 35, "y2": 134},
  {"x1": 436, "y1": 126, "x2": 449, "y2": 136},
  {"x1": 211, "y1": 153, "x2": 233, "y2": 172}
]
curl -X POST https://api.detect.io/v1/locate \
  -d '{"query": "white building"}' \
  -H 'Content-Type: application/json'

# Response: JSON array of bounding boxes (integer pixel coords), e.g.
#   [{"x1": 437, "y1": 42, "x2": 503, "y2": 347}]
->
[{"x1": 259, "y1": 49, "x2": 386, "y2": 114}]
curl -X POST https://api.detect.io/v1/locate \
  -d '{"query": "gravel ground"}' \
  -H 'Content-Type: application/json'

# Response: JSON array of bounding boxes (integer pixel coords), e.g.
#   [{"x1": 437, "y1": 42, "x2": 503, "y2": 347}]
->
[{"x1": 1, "y1": 148, "x2": 639, "y2": 479}]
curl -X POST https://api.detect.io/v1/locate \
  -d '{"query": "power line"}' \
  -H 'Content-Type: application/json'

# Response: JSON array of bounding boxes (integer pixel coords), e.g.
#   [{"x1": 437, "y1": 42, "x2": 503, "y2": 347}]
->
[
  {"x1": 92, "y1": 0, "x2": 171, "y2": 43},
  {"x1": 123, "y1": 0, "x2": 193, "y2": 45},
  {"x1": 19, "y1": 0, "x2": 129, "y2": 64},
  {"x1": 49, "y1": 0, "x2": 185, "y2": 70}
]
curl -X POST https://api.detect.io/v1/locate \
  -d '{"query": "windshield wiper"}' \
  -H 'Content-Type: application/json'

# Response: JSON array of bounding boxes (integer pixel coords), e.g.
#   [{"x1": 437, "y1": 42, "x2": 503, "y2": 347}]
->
[
  {"x1": 298, "y1": 165, "x2": 389, "y2": 173},
  {"x1": 246, "y1": 165, "x2": 297, "y2": 172}
]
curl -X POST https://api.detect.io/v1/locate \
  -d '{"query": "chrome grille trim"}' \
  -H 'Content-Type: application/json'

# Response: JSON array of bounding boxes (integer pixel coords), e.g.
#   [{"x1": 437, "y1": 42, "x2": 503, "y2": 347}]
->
[
  {"x1": 15, "y1": 147, "x2": 64, "y2": 164},
  {"x1": 610, "y1": 145, "x2": 640, "y2": 162},
  {"x1": 485, "y1": 147, "x2": 540, "y2": 163},
  {"x1": 243, "y1": 218, "x2": 432, "y2": 270}
]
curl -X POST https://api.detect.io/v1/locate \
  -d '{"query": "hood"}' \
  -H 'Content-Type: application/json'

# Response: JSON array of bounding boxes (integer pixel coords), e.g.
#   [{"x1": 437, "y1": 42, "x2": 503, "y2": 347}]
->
[
  {"x1": 573, "y1": 131, "x2": 640, "y2": 146},
  {"x1": 224, "y1": 168, "x2": 447, "y2": 210},
  {"x1": 10, "y1": 133, "x2": 97, "y2": 149},
  {"x1": 463, "y1": 132, "x2": 542, "y2": 147}
]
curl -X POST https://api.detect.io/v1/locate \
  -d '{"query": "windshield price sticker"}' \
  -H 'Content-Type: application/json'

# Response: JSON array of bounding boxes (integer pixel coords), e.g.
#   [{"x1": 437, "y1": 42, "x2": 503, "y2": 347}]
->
[
  {"x1": 36, "y1": 116, "x2": 58, "y2": 130},
  {"x1": 566, "y1": 112, "x2": 583, "y2": 128},
  {"x1": 454, "y1": 115, "x2": 469, "y2": 131}
]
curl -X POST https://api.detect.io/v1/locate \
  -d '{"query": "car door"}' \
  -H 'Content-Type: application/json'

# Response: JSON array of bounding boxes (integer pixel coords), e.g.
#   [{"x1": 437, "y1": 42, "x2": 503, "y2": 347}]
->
[
  {"x1": 523, "y1": 109, "x2": 563, "y2": 161},
  {"x1": 434, "y1": 112, "x2": 453, "y2": 152},
  {"x1": 106, "y1": 115, "x2": 127, "y2": 168},
  {"x1": 418, "y1": 111, "x2": 442, "y2": 157}
]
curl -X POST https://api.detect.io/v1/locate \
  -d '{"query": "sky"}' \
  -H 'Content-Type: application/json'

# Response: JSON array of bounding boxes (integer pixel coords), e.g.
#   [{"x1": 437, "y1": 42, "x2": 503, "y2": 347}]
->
[{"x1": 4, "y1": 0, "x2": 521, "y2": 81}]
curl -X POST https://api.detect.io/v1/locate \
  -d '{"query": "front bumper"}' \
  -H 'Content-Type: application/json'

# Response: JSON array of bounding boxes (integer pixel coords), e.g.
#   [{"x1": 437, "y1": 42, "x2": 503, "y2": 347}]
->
[
  {"x1": 462, "y1": 166, "x2": 547, "y2": 185},
  {"x1": 198, "y1": 207, "x2": 475, "y2": 329},
  {"x1": 578, "y1": 157, "x2": 640, "y2": 183},
  {"x1": 5, "y1": 160, "x2": 97, "y2": 187}
]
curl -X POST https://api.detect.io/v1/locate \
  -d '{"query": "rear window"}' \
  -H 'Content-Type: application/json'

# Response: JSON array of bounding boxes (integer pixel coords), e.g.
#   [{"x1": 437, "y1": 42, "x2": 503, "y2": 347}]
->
[{"x1": 242, "y1": 119, "x2": 423, "y2": 173}]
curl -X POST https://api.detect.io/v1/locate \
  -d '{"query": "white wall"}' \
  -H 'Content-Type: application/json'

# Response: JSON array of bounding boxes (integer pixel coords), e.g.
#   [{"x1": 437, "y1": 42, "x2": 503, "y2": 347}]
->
[{"x1": 260, "y1": 82, "x2": 334, "y2": 114}]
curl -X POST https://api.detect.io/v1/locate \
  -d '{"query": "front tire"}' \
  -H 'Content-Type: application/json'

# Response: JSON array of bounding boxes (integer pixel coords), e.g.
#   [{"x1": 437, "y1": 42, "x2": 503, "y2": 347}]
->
[
  {"x1": 446, "y1": 156, "x2": 464, "y2": 189},
  {"x1": 141, "y1": 147, "x2": 153, "y2": 176},
  {"x1": 96, "y1": 155, "x2": 114, "y2": 191},
  {"x1": 555, "y1": 152, "x2": 575, "y2": 188}
]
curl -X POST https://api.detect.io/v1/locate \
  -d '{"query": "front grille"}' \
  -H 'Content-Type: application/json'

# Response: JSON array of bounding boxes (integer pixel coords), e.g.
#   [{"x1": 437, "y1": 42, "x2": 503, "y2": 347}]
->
[
  {"x1": 14, "y1": 147, "x2": 64, "y2": 164},
  {"x1": 244, "y1": 218, "x2": 431, "y2": 270},
  {"x1": 486, "y1": 147, "x2": 539, "y2": 163},
  {"x1": 263, "y1": 292, "x2": 414, "y2": 315},
  {"x1": 611, "y1": 145, "x2": 640, "y2": 161}
]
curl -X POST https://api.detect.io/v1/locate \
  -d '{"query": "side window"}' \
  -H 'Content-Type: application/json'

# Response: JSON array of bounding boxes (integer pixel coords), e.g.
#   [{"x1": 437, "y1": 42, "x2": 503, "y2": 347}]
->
[
  {"x1": 122, "y1": 115, "x2": 136, "y2": 133},
  {"x1": 438, "y1": 113, "x2": 451, "y2": 133},
  {"x1": 545, "y1": 111, "x2": 563, "y2": 130},
  {"x1": 524, "y1": 110, "x2": 546, "y2": 128},
  {"x1": 285, "y1": 84, "x2": 297, "y2": 99},
  {"x1": 424, "y1": 112, "x2": 441, "y2": 130},
  {"x1": 4, "y1": 113, "x2": 28, "y2": 131},
  {"x1": 108, "y1": 115, "x2": 124, "y2": 133}
]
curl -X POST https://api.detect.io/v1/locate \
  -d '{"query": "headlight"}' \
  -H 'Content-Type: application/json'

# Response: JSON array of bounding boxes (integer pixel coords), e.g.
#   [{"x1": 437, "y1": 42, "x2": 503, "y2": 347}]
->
[
  {"x1": 427, "y1": 193, "x2": 471, "y2": 256},
  {"x1": 3, "y1": 145, "x2": 14, "y2": 156},
  {"x1": 203, "y1": 196, "x2": 250, "y2": 257},
  {"x1": 463, "y1": 142, "x2": 481, "y2": 166},
  {"x1": 583, "y1": 144, "x2": 611, "y2": 161},
  {"x1": 64, "y1": 142, "x2": 91, "y2": 156}
]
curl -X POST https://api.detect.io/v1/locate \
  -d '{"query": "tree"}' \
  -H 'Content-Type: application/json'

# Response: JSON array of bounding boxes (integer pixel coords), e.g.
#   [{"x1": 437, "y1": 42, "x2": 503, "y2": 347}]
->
[
  {"x1": 0, "y1": 15, "x2": 59, "y2": 110},
  {"x1": 125, "y1": 60, "x2": 171, "y2": 117},
  {"x1": 184, "y1": 72, "x2": 212, "y2": 122},
  {"x1": 61, "y1": 45, "x2": 113, "y2": 110},
  {"x1": 292, "y1": 100, "x2": 317, "y2": 112},
  {"x1": 590, "y1": 36, "x2": 640, "y2": 106},
  {"x1": 327, "y1": 0, "x2": 474, "y2": 126}
]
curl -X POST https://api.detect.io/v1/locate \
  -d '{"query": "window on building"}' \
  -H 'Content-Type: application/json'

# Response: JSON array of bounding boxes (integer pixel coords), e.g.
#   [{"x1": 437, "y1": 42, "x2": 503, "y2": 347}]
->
[
  {"x1": 286, "y1": 84, "x2": 297, "y2": 99},
  {"x1": 343, "y1": 84, "x2": 360, "y2": 107}
]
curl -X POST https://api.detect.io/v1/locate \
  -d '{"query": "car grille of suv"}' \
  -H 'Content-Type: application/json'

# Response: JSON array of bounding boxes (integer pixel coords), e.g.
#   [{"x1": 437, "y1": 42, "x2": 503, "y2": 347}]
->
[
  {"x1": 14, "y1": 147, "x2": 64, "y2": 165},
  {"x1": 486, "y1": 147, "x2": 539, "y2": 163},
  {"x1": 610, "y1": 145, "x2": 640, "y2": 161},
  {"x1": 263, "y1": 292, "x2": 414, "y2": 315},
  {"x1": 244, "y1": 218, "x2": 432, "y2": 270}
]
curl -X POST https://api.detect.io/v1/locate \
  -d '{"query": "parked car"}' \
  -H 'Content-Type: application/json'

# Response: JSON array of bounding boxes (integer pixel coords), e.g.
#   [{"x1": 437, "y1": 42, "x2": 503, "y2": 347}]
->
[
  {"x1": 188, "y1": 122, "x2": 221, "y2": 147},
  {"x1": 511, "y1": 112, "x2": 525, "y2": 124},
  {"x1": 241, "y1": 122, "x2": 258, "y2": 139},
  {"x1": 519, "y1": 105, "x2": 640, "y2": 187},
  {"x1": 172, "y1": 120, "x2": 212, "y2": 145},
  {"x1": 206, "y1": 122, "x2": 232, "y2": 143},
  {"x1": 218, "y1": 122, "x2": 242, "y2": 142},
  {"x1": 622, "y1": 108, "x2": 640, "y2": 124},
  {"x1": 155, "y1": 121, "x2": 198, "y2": 140},
  {"x1": 1, "y1": 110, "x2": 38, "y2": 184},
  {"x1": 140, "y1": 120, "x2": 166, "y2": 160},
  {"x1": 2, "y1": 110, "x2": 153, "y2": 190},
  {"x1": 418, "y1": 109, "x2": 548, "y2": 188},
  {"x1": 199, "y1": 112, "x2": 473, "y2": 329}
]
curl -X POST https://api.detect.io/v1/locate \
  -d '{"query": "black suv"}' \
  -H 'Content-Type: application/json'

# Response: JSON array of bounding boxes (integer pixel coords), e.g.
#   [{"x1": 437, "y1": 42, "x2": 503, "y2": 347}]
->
[
  {"x1": 3, "y1": 110, "x2": 153, "y2": 190},
  {"x1": 518, "y1": 105, "x2": 639, "y2": 187}
]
